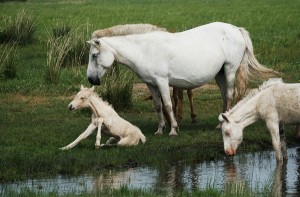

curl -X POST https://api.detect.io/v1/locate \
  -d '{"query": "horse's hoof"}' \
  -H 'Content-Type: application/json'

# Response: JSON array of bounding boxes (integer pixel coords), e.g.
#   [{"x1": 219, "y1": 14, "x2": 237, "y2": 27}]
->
[
  {"x1": 95, "y1": 145, "x2": 101, "y2": 149},
  {"x1": 169, "y1": 131, "x2": 178, "y2": 136},
  {"x1": 155, "y1": 131, "x2": 163, "y2": 135}
]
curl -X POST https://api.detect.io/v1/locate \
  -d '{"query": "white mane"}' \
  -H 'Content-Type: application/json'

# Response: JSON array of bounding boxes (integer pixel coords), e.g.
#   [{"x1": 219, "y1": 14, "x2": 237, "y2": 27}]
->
[
  {"x1": 227, "y1": 78, "x2": 283, "y2": 115},
  {"x1": 92, "y1": 23, "x2": 167, "y2": 38}
]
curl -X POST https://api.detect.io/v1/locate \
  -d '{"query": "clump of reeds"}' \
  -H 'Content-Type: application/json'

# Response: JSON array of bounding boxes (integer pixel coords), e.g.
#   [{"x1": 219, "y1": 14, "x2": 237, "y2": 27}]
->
[
  {"x1": 0, "y1": 9, "x2": 36, "y2": 45},
  {"x1": 98, "y1": 64, "x2": 135, "y2": 110},
  {"x1": 52, "y1": 22, "x2": 71, "y2": 38},
  {"x1": 0, "y1": 43, "x2": 18, "y2": 79},
  {"x1": 45, "y1": 23, "x2": 90, "y2": 83},
  {"x1": 45, "y1": 35, "x2": 71, "y2": 83}
]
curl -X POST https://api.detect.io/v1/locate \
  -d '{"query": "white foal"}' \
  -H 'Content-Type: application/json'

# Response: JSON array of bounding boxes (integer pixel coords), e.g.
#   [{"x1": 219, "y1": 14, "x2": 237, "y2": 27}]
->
[
  {"x1": 60, "y1": 85, "x2": 146, "y2": 150},
  {"x1": 219, "y1": 78, "x2": 300, "y2": 162}
]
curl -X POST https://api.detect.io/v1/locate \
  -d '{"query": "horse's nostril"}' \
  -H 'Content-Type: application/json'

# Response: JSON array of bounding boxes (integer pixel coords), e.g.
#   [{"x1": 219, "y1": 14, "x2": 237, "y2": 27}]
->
[
  {"x1": 88, "y1": 76, "x2": 101, "y2": 86},
  {"x1": 68, "y1": 104, "x2": 74, "y2": 111}
]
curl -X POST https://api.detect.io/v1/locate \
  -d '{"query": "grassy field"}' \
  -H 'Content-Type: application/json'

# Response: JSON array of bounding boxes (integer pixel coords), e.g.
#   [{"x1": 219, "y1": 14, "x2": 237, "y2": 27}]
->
[{"x1": 0, "y1": 0, "x2": 300, "y2": 196}]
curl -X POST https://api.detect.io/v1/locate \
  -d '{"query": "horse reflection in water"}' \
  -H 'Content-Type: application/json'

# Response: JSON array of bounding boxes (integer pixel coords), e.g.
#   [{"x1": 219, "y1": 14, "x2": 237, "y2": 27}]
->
[
  {"x1": 90, "y1": 159, "x2": 290, "y2": 196},
  {"x1": 224, "y1": 159, "x2": 289, "y2": 197}
]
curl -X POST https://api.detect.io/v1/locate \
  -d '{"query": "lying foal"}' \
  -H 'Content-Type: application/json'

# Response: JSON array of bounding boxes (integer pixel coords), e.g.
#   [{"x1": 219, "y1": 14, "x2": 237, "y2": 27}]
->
[{"x1": 60, "y1": 85, "x2": 146, "y2": 150}]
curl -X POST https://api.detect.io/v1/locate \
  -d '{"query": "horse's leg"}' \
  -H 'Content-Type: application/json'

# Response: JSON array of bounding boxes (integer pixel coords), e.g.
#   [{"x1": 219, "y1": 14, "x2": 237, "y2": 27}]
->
[
  {"x1": 279, "y1": 123, "x2": 288, "y2": 160},
  {"x1": 95, "y1": 118, "x2": 104, "y2": 148},
  {"x1": 223, "y1": 64, "x2": 238, "y2": 111},
  {"x1": 156, "y1": 80, "x2": 179, "y2": 136},
  {"x1": 296, "y1": 124, "x2": 300, "y2": 139},
  {"x1": 60, "y1": 123, "x2": 97, "y2": 150},
  {"x1": 176, "y1": 89, "x2": 184, "y2": 122},
  {"x1": 117, "y1": 135, "x2": 139, "y2": 146},
  {"x1": 215, "y1": 69, "x2": 228, "y2": 112},
  {"x1": 266, "y1": 120, "x2": 282, "y2": 162},
  {"x1": 146, "y1": 83, "x2": 166, "y2": 135},
  {"x1": 187, "y1": 89, "x2": 197, "y2": 123},
  {"x1": 105, "y1": 137, "x2": 119, "y2": 145},
  {"x1": 173, "y1": 87, "x2": 179, "y2": 121}
]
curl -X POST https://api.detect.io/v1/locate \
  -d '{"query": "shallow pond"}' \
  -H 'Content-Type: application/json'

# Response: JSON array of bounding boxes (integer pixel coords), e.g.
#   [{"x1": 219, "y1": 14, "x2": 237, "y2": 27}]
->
[{"x1": 1, "y1": 147, "x2": 300, "y2": 196}]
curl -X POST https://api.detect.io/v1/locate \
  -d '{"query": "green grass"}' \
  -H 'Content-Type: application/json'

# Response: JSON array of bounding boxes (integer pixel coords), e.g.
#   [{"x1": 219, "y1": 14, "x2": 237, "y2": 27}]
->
[{"x1": 0, "y1": 0, "x2": 300, "y2": 196}]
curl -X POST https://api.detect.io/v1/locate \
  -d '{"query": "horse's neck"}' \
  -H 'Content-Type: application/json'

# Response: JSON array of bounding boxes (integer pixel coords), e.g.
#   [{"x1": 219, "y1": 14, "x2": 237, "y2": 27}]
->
[
  {"x1": 88, "y1": 95, "x2": 112, "y2": 118},
  {"x1": 101, "y1": 35, "x2": 155, "y2": 68},
  {"x1": 229, "y1": 96, "x2": 259, "y2": 128}
]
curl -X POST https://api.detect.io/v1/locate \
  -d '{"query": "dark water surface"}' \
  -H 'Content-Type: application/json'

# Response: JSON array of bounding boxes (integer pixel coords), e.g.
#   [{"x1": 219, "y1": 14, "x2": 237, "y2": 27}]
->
[{"x1": 1, "y1": 147, "x2": 300, "y2": 196}]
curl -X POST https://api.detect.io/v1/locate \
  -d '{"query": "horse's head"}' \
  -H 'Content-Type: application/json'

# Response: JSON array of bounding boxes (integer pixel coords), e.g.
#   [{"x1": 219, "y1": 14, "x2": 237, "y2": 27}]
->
[
  {"x1": 87, "y1": 39, "x2": 115, "y2": 85},
  {"x1": 68, "y1": 85, "x2": 95, "y2": 111},
  {"x1": 218, "y1": 113, "x2": 243, "y2": 156}
]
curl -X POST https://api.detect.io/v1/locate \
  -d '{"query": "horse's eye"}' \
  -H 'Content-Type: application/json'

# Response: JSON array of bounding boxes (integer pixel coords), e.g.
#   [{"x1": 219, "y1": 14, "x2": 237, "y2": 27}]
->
[
  {"x1": 92, "y1": 53, "x2": 98, "y2": 58},
  {"x1": 80, "y1": 97, "x2": 85, "y2": 100},
  {"x1": 224, "y1": 130, "x2": 231, "y2": 137}
]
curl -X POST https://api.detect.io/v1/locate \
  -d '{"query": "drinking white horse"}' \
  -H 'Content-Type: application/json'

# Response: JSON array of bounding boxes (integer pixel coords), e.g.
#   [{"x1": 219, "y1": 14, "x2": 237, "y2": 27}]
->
[
  {"x1": 218, "y1": 78, "x2": 300, "y2": 161},
  {"x1": 60, "y1": 85, "x2": 146, "y2": 150},
  {"x1": 87, "y1": 22, "x2": 277, "y2": 136}
]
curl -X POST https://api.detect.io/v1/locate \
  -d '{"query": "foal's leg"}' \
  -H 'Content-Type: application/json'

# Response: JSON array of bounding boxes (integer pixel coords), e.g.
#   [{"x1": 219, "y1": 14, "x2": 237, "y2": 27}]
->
[
  {"x1": 187, "y1": 89, "x2": 197, "y2": 123},
  {"x1": 279, "y1": 123, "x2": 288, "y2": 160},
  {"x1": 146, "y1": 83, "x2": 166, "y2": 135},
  {"x1": 117, "y1": 135, "x2": 139, "y2": 146},
  {"x1": 95, "y1": 118, "x2": 104, "y2": 148},
  {"x1": 266, "y1": 120, "x2": 282, "y2": 162},
  {"x1": 60, "y1": 123, "x2": 97, "y2": 150},
  {"x1": 105, "y1": 137, "x2": 119, "y2": 145}
]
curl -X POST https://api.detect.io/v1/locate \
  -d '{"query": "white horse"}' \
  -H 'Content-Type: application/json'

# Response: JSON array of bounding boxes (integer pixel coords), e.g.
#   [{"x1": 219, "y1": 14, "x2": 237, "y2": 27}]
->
[
  {"x1": 87, "y1": 22, "x2": 277, "y2": 136},
  {"x1": 60, "y1": 85, "x2": 146, "y2": 150},
  {"x1": 218, "y1": 78, "x2": 300, "y2": 162}
]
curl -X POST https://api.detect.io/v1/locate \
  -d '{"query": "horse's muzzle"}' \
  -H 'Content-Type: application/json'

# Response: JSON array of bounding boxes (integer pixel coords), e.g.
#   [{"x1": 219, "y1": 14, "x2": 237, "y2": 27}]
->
[
  {"x1": 225, "y1": 148, "x2": 236, "y2": 156},
  {"x1": 88, "y1": 76, "x2": 101, "y2": 86},
  {"x1": 68, "y1": 104, "x2": 75, "y2": 111}
]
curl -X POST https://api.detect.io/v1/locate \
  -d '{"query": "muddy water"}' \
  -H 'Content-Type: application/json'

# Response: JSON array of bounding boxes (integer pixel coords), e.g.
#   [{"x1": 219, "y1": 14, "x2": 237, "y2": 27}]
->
[{"x1": 1, "y1": 147, "x2": 300, "y2": 196}]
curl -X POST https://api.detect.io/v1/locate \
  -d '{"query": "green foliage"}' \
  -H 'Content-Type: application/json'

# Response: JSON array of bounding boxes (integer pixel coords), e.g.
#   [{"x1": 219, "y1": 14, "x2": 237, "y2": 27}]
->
[
  {"x1": 98, "y1": 65, "x2": 135, "y2": 110},
  {"x1": 0, "y1": 43, "x2": 18, "y2": 79},
  {"x1": 52, "y1": 22, "x2": 71, "y2": 38},
  {"x1": 0, "y1": 9, "x2": 36, "y2": 45}
]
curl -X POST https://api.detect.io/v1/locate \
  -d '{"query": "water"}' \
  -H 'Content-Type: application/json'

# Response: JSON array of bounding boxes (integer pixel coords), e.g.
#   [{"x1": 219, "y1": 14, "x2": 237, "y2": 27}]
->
[{"x1": 1, "y1": 147, "x2": 300, "y2": 196}]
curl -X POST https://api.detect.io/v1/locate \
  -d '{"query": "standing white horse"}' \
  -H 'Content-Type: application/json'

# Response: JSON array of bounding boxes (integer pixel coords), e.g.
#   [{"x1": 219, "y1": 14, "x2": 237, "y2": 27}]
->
[
  {"x1": 60, "y1": 85, "x2": 146, "y2": 150},
  {"x1": 87, "y1": 22, "x2": 277, "y2": 136},
  {"x1": 218, "y1": 78, "x2": 300, "y2": 162}
]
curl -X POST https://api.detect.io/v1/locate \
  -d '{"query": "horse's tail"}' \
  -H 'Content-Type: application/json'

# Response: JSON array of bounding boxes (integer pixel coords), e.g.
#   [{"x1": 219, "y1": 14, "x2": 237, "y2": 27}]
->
[{"x1": 235, "y1": 28, "x2": 279, "y2": 100}]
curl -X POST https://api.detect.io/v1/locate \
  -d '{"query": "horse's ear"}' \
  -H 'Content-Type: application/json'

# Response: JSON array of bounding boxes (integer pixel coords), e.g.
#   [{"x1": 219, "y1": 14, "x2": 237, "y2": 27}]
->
[
  {"x1": 87, "y1": 40, "x2": 92, "y2": 45},
  {"x1": 94, "y1": 39, "x2": 100, "y2": 45},
  {"x1": 80, "y1": 84, "x2": 84, "y2": 90},
  {"x1": 89, "y1": 86, "x2": 95, "y2": 92},
  {"x1": 218, "y1": 113, "x2": 229, "y2": 123},
  {"x1": 222, "y1": 114, "x2": 230, "y2": 123}
]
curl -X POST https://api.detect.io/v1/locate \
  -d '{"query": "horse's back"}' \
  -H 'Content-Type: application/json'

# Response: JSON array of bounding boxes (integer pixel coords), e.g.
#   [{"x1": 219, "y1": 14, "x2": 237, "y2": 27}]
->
[{"x1": 269, "y1": 83, "x2": 300, "y2": 123}]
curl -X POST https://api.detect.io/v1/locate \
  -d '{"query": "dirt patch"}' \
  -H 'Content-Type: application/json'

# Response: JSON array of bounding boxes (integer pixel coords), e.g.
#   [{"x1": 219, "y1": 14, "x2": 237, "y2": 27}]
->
[{"x1": 133, "y1": 83, "x2": 219, "y2": 94}]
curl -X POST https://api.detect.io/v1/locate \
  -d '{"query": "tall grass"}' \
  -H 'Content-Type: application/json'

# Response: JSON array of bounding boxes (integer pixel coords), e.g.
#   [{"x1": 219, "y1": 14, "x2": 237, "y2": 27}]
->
[
  {"x1": 98, "y1": 65, "x2": 135, "y2": 110},
  {"x1": 0, "y1": 43, "x2": 18, "y2": 79},
  {"x1": 45, "y1": 23, "x2": 90, "y2": 83},
  {"x1": 0, "y1": 9, "x2": 36, "y2": 45},
  {"x1": 45, "y1": 35, "x2": 71, "y2": 83}
]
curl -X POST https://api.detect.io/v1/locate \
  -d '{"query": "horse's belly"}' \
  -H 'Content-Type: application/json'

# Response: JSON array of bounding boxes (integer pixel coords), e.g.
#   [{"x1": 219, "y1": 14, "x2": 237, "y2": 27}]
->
[{"x1": 168, "y1": 57, "x2": 224, "y2": 88}]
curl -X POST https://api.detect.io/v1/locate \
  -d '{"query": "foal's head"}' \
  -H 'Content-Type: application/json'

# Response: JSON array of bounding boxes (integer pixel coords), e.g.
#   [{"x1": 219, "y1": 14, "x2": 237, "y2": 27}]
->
[
  {"x1": 68, "y1": 85, "x2": 95, "y2": 111},
  {"x1": 218, "y1": 113, "x2": 243, "y2": 156}
]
